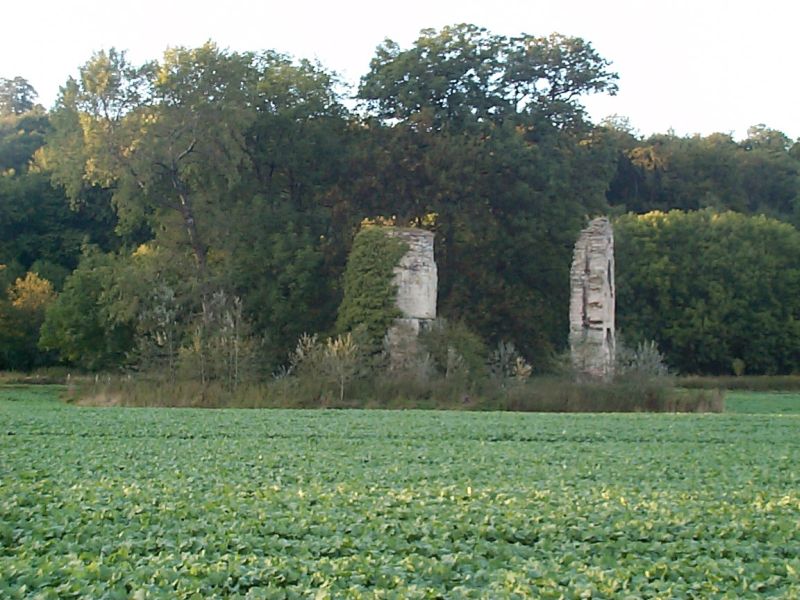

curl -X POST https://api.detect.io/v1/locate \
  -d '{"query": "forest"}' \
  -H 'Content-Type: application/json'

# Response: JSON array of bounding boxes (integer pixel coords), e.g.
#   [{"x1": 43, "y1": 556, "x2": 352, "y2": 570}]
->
[{"x1": 1, "y1": 24, "x2": 799, "y2": 384}]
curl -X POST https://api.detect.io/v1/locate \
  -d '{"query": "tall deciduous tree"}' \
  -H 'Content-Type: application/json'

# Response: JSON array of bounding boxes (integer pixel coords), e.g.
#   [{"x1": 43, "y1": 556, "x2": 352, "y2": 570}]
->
[
  {"x1": 0, "y1": 77, "x2": 37, "y2": 115},
  {"x1": 359, "y1": 24, "x2": 617, "y2": 131},
  {"x1": 44, "y1": 44, "x2": 257, "y2": 287}
]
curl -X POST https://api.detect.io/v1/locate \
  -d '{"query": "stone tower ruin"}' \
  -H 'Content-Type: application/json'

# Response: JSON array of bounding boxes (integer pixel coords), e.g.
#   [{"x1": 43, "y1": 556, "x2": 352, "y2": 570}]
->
[
  {"x1": 385, "y1": 228, "x2": 437, "y2": 368},
  {"x1": 569, "y1": 217, "x2": 615, "y2": 380}
]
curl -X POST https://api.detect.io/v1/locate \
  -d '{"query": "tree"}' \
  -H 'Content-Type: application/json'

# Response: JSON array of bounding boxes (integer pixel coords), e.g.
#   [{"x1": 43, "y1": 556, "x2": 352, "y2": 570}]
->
[
  {"x1": 0, "y1": 172, "x2": 120, "y2": 287},
  {"x1": 605, "y1": 128, "x2": 800, "y2": 223},
  {"x1": 615, "y1": 210, "x2": 800, "y2": 374},
  {"x1": 245, "y1": 52, "x2": 347, "y2": 202},
  {"x1": 359, "y1": 24, "x2": 506, "y2": 130},
  {"x1": 0, "y1": 77, "x2": 37, "y2": 115},
  {"x1": 742, "y1": 124, "x2": 792, "y2": 152},
  {"x1": 359, "y1": 24, "x2": 618, "y2": 131},
  {"x1": 0, "y1": 110, "x2": 50, "y2": 174},
  {"x1": 225, "y1": 197, "x2": 336, "y2": 368},
  {"x1": 39, "y1": 248, "x2": 135, "y2": 370},
  {"x1": 501, "y1": 32, "x2": 619, "y2": 128},
  {"x1": 44, "y1": 44, "x2": 257, "y2": 293},
  {"x1": 215, "y1": 52, "x2": 349, "y2": 367},
  {"x1": 0, "y1": 107, "x2": 122, "y2": 289},
  {"x1": 738, "y1": 126, "x2": 800, "y2": 222},
  {"x1": 0, "y1": 271, "x2": 56, "y2": 370},
  {"x1": 43, "y1": 44, "x2": 354, "y2": 372}
]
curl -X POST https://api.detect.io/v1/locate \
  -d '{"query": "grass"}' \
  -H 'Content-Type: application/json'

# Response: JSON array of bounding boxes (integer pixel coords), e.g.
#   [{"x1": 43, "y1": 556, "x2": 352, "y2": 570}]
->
[
  {"x1": 2, "y1": 385, "x2": 799, "y2": 597},
  {"x1": 67, "y1": 374, "x2": 722, "y2": 413},
  {"x1": 679, "y1": 375, "x2": 800, "y2": 391},
  {"x1": 724, "y1": 391, "x2": 800, "y2": 414},
  {"x1": 0, "y1": 383, "x2": 66, "y2": 401}
]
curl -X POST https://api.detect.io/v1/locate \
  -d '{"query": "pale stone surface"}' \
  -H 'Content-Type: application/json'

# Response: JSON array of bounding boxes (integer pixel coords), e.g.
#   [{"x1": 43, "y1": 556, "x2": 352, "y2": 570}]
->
[
  {"x1": 385, "y1": 318, "x2": 423, "y2": 371},
  {"x1": 386, "y1": 228, "x2": 437, "y2": 319},
  {"x1": 569, "y1": 217, "x2": 615, "y2": 380},
  {"x1": 385, "y1": 228, "x2": 437, "y2": 369}
]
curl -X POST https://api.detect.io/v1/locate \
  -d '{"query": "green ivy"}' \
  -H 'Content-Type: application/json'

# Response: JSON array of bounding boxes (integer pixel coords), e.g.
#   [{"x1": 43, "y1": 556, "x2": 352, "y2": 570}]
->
[{"x1": 336, "y1": 226, "x2": 409, "y2": 348}]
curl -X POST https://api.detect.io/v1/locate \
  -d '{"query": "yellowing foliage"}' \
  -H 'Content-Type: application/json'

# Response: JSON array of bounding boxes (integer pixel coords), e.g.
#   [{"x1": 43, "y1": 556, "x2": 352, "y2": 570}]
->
[{"x1": 8, "y1": 272, "x2": 55, "y2": 312}]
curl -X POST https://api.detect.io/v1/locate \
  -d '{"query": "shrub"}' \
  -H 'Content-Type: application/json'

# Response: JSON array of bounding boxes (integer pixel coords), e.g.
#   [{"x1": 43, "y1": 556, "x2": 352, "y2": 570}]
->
[
  {"x1": 615, "y1": 210, "x2": 800, "y2": 375},
  {"x1": 488, "y1": 341, "x2": 532, "y2": 384},
  {"x1": 336, "y1": 225, "x2": 408, "y2": 350},
  {"x1": 420, "y1": 319, "x2": 488, "y2": 382},
  {"x1": 615, "y1": 339, "x2": 670, "y2": 380},
  {"x1": 282, "y1": 331, "x2": 365, "y2": 404}
]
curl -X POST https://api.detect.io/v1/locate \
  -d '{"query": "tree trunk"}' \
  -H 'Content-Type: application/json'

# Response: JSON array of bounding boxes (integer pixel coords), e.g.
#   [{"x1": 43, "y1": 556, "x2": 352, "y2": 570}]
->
[{"x1": 176, "y1": 190, "x2": 207, "y2": 276}]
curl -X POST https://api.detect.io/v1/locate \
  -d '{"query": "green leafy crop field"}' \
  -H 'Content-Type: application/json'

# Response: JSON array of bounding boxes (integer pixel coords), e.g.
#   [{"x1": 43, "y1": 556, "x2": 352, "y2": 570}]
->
[
  {"x1": 1, "y1": 387, "x2": 799, "y2": 598},
  {"x1": 724, "y1": 391, "x2": 800, "y2": 414}
]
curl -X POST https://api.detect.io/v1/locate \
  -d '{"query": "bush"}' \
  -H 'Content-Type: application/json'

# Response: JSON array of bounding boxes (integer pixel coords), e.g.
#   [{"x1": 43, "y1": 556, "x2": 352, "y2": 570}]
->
[
  {"x1": 488, "y1": 341, "x2": 532, "y2": 383},
  {"x1": 279, "y1": 331, "x2": 365, "y2": 404},
  {"x1": 615, "y1": 339, "x2": 670, "y2": 380},
  {"x1": 615, "y1": 210, "x2": 800, "y2": 375},
  {"x1": 420, "y1": 319, "x2": 488, "y2": 382}
]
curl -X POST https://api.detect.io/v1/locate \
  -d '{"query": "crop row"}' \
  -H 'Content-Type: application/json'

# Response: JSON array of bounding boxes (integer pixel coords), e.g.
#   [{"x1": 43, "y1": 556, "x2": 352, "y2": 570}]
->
[{"x1": 1, "y1": 392, "x2": 799, "y2": 597}]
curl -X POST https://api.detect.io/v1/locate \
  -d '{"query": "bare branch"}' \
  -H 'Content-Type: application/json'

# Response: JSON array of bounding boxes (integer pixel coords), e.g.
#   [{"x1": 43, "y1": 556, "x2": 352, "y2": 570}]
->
[{"x1": 176, "y1": 138, "x2": 197, "y2": 163}]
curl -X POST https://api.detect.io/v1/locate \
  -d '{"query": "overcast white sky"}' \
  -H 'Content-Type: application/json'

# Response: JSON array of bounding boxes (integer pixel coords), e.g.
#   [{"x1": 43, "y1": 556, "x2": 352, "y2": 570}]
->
[{"x1": 1, "y1": 0, "x2": 797, "y2": 140}]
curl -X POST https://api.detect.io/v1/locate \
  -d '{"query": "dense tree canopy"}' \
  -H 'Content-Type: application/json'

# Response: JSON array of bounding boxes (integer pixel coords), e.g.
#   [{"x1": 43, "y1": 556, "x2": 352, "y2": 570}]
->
[
  {"x1": 1, "y1": 26, "x2": 799, "y2": 377},
  {"x1": 0, "y1": 77, "x2": 38, "y2": 115},
  {"x1": 604, "y1": 124, "x2": 800, "y2": 224},
  {"x1": 359, "y1": 24, "x2": 618, "y2": 131},
  {"x1": 616, "y1": 210, "x2": 800, "y2": 375}
]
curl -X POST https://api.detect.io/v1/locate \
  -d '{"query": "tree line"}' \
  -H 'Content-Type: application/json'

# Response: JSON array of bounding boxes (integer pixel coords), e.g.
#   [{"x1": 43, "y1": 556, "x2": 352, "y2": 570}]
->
[{"x1": 0, "y1": 24, "x2": 799, "y2": 378}]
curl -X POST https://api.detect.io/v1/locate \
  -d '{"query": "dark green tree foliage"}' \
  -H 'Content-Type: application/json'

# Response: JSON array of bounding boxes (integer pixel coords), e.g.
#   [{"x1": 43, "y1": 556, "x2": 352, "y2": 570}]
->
[
  {"x1": 420, "y1": 319, "x2": 488, "y2": 381},
  {"x1": 360, "y1": 24, "x2": 618, "y2": 131},
  {"x1": 605, "y1": 126, "x2": 800, "y2": 224},
  {"x1": 0, "y1": 173, "x2": 119, "y2": 289},
  {"x1": 39, "y1": 248, "x2": 135, "y2": 370},
  {"x1": 216, "y1": 54, "x2": 348, "y2": 367},
  {"x1": 245, "y1": 52, "x2": 347, "y2": 202},
  {"x1": 428, "y1": 123, "x2": 614, "y2": 364},
  {"x1": 157, "y1": 54, "x2": 345, "y2": 373},
  {"x1": 0, "y1": 77, "x2": 37, "y2": 115},
  {"x1": 336, "y1": 227, "x2": 408, "y2": 348},
  {"x1": 225, "y1": 198, "x2": 335, "y2": 367},
  {"x1": 349, "y1": 26, "x2": 619, "y2": 364},
  {"x1": 615, "y1": 210, "x2": 800, "y2": 375},
  {"x1": 0, "y1": 110, "x2": 48, "y2": 173},
  {"x1": 0, "y1": 108, "x2": 122, "y2": 291}
]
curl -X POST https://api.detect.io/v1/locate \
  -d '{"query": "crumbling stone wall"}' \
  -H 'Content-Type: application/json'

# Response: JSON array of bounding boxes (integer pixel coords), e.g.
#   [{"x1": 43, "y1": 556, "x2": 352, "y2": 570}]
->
[
  {"x1": 385, "y1": 228, "x2": 436, "y2": 368},
  {"x1": 569, "y1": 217, "x2": 615, "y2": 380}
]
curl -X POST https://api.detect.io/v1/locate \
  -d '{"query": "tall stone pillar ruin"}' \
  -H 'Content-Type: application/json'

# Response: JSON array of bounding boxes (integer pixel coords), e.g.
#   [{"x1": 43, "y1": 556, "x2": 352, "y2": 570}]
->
[
  {"x1": 569, "y1": 217, "x2": 615, "y2": 380},
  {"x1": 385, "y1": 228, "x2": 437, "y2": 369}
]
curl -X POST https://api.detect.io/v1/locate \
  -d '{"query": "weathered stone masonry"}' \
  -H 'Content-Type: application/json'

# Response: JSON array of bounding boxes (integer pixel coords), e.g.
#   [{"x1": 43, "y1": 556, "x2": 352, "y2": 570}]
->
[
  {"x1": 569, "y1": 217, "x2": 615, "y2": 380},
  {"x1": 384, "y1": 228, "x2": 437, "y2": 368}
]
